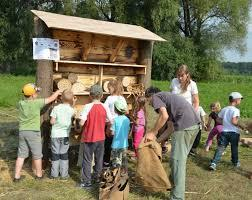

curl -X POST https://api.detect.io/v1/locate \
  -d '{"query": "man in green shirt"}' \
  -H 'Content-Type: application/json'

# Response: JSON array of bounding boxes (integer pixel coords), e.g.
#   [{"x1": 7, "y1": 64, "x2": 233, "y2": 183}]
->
[{"x1": 14, "y1": 83, "x2": 61, "y2": 182}]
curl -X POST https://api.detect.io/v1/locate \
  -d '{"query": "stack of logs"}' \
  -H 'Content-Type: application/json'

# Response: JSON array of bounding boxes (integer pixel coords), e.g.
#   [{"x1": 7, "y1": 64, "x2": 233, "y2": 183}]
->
[
  {"x1": 54, "y1": 73, "x2": 86, "y2": 93},
  {"x1": 54, "y1": 73, "x2": 144, "y2": 95}
]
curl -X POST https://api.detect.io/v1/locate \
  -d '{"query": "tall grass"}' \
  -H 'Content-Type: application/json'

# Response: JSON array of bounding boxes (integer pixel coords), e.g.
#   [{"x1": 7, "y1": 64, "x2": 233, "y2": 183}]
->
[{"x1": 0, "y1": 75, "x2": 34, "y2": 107}]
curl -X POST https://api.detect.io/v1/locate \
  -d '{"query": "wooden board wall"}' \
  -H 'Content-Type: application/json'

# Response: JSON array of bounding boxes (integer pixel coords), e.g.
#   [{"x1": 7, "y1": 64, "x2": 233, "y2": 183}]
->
[
  {"x1": 52, "y1": 29, "x2": 139, "y2": 64},
  {"x1": 53, "y1": 63, "x2": 145, "y2": 75}
]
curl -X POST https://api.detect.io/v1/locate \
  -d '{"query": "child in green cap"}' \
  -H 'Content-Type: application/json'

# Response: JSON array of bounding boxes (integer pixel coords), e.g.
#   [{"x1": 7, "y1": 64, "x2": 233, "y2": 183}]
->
[{"x1": 111, "y1": 98, "x2": 130, "y2": 174}]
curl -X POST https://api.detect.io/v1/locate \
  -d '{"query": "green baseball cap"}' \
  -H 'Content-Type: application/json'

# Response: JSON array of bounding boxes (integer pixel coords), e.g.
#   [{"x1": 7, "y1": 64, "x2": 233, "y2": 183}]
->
[
  {"x1": 114, "y1": 97, "x2": 127, "y2": 113},
  {"x1": 90, "y1": 84, "x2": 103, "y2": 96}
]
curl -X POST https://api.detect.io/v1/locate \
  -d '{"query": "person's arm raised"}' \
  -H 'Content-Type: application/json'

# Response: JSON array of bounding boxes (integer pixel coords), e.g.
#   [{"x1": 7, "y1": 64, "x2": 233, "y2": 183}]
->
[
  {"x1": 145, "y1": 107, "x2": 169, "y2": 142},
  {"x1": 45, "y1": 90, "x2": 62, "y2": 105}
]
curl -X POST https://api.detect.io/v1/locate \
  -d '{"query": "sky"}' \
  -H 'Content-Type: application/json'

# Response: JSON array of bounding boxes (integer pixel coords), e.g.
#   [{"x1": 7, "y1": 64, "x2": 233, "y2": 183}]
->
[{"x1": 223, "y1": 10, "x2": 252, "y2": 62}]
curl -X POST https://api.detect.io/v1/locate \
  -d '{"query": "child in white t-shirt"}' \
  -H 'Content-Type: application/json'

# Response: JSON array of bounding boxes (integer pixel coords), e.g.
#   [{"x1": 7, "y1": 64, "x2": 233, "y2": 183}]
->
[
  {"x1": 50, "y1": 90, "x2": 76, "y2": 179},
  {"x1": 190, "y1": 106, "x2": 207, "y2": 155},
  {"x1": 209, "y1": 92, "x2": 246, "y2": 170},
  {"x1": 103, "y1": 79, "x2": 127, "y2": 166}
]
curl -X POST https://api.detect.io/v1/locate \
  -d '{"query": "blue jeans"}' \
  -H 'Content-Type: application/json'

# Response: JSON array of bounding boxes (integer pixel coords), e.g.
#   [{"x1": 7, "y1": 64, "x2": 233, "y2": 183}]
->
[{"x1": 212, "y1": 132, "x2": 240, "y2": 165}]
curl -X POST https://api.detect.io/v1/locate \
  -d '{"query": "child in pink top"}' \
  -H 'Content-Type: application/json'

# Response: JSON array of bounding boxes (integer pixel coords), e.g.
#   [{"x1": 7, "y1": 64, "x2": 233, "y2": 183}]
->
[
  {"x1": 205, "y1": 102, "x2": 223, "y2": 151},
  {"x1": 132, "y1": 96, "x2": 146, "y2": 157}
]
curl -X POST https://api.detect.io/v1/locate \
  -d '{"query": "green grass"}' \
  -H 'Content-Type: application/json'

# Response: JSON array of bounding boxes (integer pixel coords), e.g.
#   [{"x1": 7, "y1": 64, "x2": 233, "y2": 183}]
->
[
  {"x1": 0, "y1": 114, "x2": 252, "y2": 200},
  {"x1": 0, "y1": 75, "x2": 252, "y2": 199},
  {"x1": 152, "y1": 80, "x2": 252, "y2": 118},
  {"x1": 0, "y1": 75, "x2": 34, "y2": 107},
  {"x1": 1, "y1": 74, "x2": 252, "y2": 118}
]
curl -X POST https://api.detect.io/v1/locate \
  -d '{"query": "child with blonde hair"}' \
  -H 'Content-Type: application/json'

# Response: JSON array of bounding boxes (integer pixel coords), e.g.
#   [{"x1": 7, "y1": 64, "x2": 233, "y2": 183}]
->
[
  {"x1": 205, "y1": 101, "x2": 223, "y2": 151},
  {"x1": 132, "y1": 96, "x2": 146, "y2": 157},
  {"x1": 50, "y1": 90, "x2": 76, "y2": 179},
  {"x1": 103, "y1": 79, "x2": 127, "y2": 166}
]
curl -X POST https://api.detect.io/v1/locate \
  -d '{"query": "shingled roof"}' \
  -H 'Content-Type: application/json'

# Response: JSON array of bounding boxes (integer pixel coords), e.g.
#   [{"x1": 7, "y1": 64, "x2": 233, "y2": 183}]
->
[{"x1": 31, "y1": 10, "x2": 166, "y2": 42}]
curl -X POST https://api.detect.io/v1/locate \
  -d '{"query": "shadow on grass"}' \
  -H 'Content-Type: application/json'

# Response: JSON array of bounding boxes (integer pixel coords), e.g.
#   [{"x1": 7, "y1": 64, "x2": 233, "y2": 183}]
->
[
  {"x1": 188, "y1": 146, "x2": 252, "y2": 180},
  {"x1": 0, "y1": 122, "x2": 41, "y2": 182}
]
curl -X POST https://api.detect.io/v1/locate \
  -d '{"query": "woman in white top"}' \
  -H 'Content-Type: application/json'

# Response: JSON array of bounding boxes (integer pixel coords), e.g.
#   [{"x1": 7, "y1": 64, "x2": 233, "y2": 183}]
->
[
  {"x1": 170, "y1": 64, "x2": 199, "y2": 111},
  {"x1": 165, "y1": 64, "x2": 200, "y2": 155}
]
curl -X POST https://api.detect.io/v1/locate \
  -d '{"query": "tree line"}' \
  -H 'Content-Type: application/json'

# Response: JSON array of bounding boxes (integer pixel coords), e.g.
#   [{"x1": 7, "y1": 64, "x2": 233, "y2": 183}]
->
[
  {"x1": 0, "y1": 0, "x2": 251, "y2": 80},
  {"x1": 223, "y1": 62, "x2": 252, "y2": 75}
]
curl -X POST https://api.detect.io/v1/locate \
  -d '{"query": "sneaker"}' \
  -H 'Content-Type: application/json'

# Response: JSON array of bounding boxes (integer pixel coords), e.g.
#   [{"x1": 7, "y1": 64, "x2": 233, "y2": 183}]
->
[
  {"x1": 103, "y1": 162, "x2": 110, "y2": 168},
  {"x1": 60, "y1": 175, "x2": 70, "y2": 181},
  {"x1": 189, "y1": 149, "x2": 197, "y2": 156},
  {"x1": 233, "y1": 161, "x2": 241, "y2": 168},
  {"x1": 79, "y1": 182, "x2": 92, "y2": 189},
  {"x1": 13, "y1": 175, "x2": 25, "y2": 183},
  {"x1": 92, "y1": 177, "x2": 100, "y2": 184},
  {"x1": 49, "y1": 176, "x2": 58, "y2": 180},
  {"x1": 13, "y1": 178, "x2": 21, "y2": 183},
  {"x1": 35, "y1": 176, "x2": 43, "y2": 180},
  {"x1": 162, "y1": 147, "x2": 168, "y2": 154},
  {"x1": 209, "y1": 163, "x2": 217, "y2": 171}
]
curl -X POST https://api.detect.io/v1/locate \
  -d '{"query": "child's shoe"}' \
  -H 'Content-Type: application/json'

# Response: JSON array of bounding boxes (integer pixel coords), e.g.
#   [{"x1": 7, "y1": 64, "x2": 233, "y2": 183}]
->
[
  {"x1": 60, "y1": 175, "x2": 70, "y2": 181},
  {"x1": 34, "y1": 176, "x2": 43, "y2": 180},
  {"x1": 162, "y1": 146, "x2": 168, "y2": 154},
  {"x1": 49, "y1": 176, "x2": 58, "y2": 180},
  {"x1": 209, "y1": 163, "x2": 217, "y2": 171},
  {"x1": 189, "y1": 148, "x2": 197, "y2": 156},
  {"x1": 80, "y1": 181, "x2": 92, "y2": 189},
  {"x1": 233, "y1": 161, "x2": 241, "y2": 168}
]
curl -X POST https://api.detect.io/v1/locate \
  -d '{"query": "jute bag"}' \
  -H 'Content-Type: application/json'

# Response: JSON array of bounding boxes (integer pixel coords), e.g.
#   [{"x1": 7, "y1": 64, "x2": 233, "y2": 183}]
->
[
  {"x1": 99, "y1": 168, "x2": 129, "y2": 200},
  {"x1": 135, "y1": 140, "x2": 171, "y2": 192}
]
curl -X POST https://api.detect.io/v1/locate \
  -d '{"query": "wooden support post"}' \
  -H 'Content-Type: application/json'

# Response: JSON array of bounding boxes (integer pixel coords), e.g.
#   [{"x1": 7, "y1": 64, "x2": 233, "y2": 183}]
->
[
  {"x1": 138, "y1": 40, "x2": 154, "y2": 88},
  {"x1": 109, "y1": 39, "x2": 125, "y2": 62},
  {"x1": 55, "y1": 62, "x2": 58, "y2": 71},
  {"x1": 98, "y1": 65, "x2": 103, "y2": 86},
  {"x1": 34, "y1": 16, "x2": 53, "y2": 168},
  {"x1": 82, "y1": 34, "x2": 95, "y2": 61}
]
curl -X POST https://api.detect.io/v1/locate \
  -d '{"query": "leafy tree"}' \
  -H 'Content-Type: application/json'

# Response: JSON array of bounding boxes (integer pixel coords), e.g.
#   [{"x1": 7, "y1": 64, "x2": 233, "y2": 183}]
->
[{"x1": 0, "y1": 0, "x2": 251, "y2": 81}]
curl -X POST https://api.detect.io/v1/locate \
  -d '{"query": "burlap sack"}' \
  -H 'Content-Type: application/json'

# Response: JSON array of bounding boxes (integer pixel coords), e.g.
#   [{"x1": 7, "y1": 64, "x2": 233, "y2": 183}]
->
[
  {"x1": 99, "y1": 168, "x2": 129, "y2": 200},
  {"x1": 135, "y1": 140, "x2": 171, "y2": 192}
]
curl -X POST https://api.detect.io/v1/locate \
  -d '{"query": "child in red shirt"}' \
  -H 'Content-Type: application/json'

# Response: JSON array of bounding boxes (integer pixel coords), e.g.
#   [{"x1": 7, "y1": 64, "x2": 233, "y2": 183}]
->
[{"x1": 79, "y1": 85, "x2": 112, "y2": 188}]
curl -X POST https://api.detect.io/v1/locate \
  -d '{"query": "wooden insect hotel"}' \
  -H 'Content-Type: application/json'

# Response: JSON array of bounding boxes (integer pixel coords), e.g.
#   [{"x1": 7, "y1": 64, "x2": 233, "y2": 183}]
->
[{"x1": 31, "y1": 10, "x2": 165, "y2": 148}]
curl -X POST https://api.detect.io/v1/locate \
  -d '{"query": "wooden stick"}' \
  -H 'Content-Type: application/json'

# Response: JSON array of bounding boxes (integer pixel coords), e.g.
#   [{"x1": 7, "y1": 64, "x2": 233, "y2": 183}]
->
[
  {"x1": 55, "y1": 62, "x2": 58, "y2": 71},
  {"x1": 109, "y1": 39, "x2": 125, "y2": 62}
]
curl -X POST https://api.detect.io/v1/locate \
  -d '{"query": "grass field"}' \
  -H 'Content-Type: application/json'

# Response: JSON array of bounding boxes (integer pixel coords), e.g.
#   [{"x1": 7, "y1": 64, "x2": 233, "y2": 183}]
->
[
  {"x1": 0, "y1": 75, "x2": 252, "y2": 200},
  {"x1": 1, "y1": 74, "x2": 252, "y2": 117},
  {"x1": 0, "y1": 75, "x2": 34, "y2": 107},
  {"x1": 0, "y1": 109, "x2": 252, "y2": 200}
]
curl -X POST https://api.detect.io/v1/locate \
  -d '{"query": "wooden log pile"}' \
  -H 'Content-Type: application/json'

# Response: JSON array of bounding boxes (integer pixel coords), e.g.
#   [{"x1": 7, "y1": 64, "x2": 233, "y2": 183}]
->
[
  {"x1": 54, "y1": 74, "x2": 87, "y2": 93},
  {"x1": 240, "y1": 138, "x2": 252, "y2": 148}
]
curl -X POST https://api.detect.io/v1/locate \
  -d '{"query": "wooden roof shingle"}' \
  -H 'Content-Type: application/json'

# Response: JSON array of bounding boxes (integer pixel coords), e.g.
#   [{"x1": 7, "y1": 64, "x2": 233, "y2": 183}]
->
[{"x1": 31, "y1": 10, "x2": 166, "y2": 42}]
